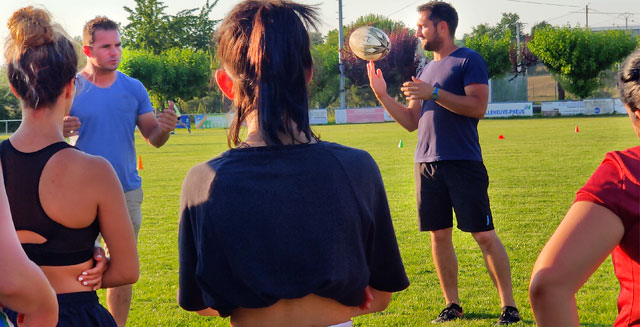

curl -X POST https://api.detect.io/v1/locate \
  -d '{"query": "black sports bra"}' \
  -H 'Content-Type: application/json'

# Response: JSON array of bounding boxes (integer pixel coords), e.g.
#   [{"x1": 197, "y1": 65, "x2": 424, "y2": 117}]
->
[{"x1": 0, "y1": 140, "x2": 99, "y2": 266}]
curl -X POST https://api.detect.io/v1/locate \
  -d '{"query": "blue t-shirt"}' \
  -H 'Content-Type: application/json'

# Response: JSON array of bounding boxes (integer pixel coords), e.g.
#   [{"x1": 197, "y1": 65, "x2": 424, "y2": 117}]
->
[
  {"x1": 415, "y1": 47, "x2": 488, "y2": 163},
  {"x1": 70, "y1": 71, "x2": 154, "y2": 192}
]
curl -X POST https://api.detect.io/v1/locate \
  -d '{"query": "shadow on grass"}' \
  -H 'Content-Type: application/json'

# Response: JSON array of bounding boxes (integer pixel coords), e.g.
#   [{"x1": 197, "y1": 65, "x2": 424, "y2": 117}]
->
[
  {"x1": 463, "y1": 311, "x2": 536, "y2": 325},
  {"x1": 463, "y1": 311, "x2": 609, "y2": 327}
]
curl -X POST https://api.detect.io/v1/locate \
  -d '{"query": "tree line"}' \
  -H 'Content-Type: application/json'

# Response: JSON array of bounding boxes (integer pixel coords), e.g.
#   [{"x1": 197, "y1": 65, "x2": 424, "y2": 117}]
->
[{"x1": 1, "y1": 1, "x2": 638, "y2": 119}]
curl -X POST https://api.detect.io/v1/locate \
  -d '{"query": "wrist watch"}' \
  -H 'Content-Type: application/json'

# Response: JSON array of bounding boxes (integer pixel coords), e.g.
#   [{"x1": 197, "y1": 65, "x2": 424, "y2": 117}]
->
[{"x1": 431, "y1": 86, "x2": 440, "y2": 101}]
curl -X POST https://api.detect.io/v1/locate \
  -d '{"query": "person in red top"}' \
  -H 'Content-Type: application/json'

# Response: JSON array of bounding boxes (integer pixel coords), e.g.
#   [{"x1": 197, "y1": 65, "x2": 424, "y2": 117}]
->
[{"x1": 529, "y1": 48, "x2": 640, "y2": 327}]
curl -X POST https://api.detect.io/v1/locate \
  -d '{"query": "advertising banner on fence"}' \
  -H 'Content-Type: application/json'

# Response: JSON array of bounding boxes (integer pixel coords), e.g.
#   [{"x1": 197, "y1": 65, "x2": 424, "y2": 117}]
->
[
  {"x1": 347, "y1": 107, "x2": 385, "y2": 123},
  {"x1": 384, "y1": 110, "x2": 394, "y2": 122},
  {"x1": 485, "y1": 102, "x2": 533, "y2": 118},
  {"x1": 541, "y1": 101, "x2": 584, "y2": 116},
  {"x1": 583, "y1": 99, "x2": 614, "y2": 115},
  {"x1": 335, "y1": 109, "x2": 347, "y2": 124},
  {"x1": 613, "y1": 99, "x2": 628, "y2": 115},
  {"x1": 335, "y1": 107, "x2": 387, "y2": 124},
  {"x1": 195, "y1": 114, "x2": 232, "y2": 129},
  {"x1": 309, "y1": 109, "x2": 328, "y2": 125},
  {"x1": 175, "y1": 115, "x2": 191, "y2": 129}
]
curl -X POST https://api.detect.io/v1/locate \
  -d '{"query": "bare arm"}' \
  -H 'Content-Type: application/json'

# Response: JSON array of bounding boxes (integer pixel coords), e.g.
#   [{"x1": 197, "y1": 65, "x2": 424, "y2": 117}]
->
[
  {"x1": 0, "y1": 166, "x2": 58, "y2": 327},
  {"x1": 367, "y1": 61, "x2": 422, "y2": 132},
  {"x1": 62, "y1": 116, "x2": 81, "y2": 138},
  {"x1": 350, "y1": 286, "x2": 392, "y2": 317},
  {"x1": 137, "y1": 102, "x2": 178, "y2": 148},
  {"x1": 529, "y1": 201, "x2": 624, "y2": 327},
  {"x1": 93, "y1": 159, "x2": 139, "y2": 288},
  {"x1": 196, "y1": 308, "x2": 221, "y2": 316},
  {"x1": 401, "y1": 77, "x2": 488, "y2": 119}
]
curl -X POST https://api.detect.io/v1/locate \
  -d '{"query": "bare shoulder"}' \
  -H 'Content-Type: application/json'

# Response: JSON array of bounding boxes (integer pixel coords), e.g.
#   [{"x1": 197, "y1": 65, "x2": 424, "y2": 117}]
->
[
  {"x1": 49, "y1": 148, "x2": 117, "y2": 183},
  {"x1": 181, "y1": 160, "x2": 219, "y2": 207}
]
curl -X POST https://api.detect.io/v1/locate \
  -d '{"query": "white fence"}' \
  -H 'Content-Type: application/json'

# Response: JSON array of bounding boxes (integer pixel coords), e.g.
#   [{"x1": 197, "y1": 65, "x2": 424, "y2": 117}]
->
[
  {"x1": 0, "y1": 99, "x2": 628, "y2": 134},
  {"x1": 0, "y1": 119, "x2": 21, "y2": 134}
]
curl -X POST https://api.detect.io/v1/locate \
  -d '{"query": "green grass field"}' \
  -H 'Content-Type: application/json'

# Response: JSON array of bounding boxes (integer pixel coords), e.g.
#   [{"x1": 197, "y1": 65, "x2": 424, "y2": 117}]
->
[{"x1": 104, "y1": 115, "x2": 636, "y2": 326}]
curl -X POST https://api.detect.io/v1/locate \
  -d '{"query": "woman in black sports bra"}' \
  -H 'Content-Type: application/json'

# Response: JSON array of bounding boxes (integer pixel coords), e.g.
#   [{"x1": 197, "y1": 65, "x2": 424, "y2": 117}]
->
[{"x1": 1, "y1": 7, "x2": 139, "y2": 327}]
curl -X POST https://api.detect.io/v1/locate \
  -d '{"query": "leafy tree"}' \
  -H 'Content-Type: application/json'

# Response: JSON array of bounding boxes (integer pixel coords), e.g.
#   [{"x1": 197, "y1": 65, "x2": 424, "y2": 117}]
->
[
  {"x1": 466, "y1": 13, "x2": 539, "y2": 78},
  {"x1": 509, "y1": 35, "x2": 538, "y2": 75},
  {"x1": 0, "y1": 86, "x2": 19, "y2": 120},
  {"x1": 528, "y1": 26, "x2": 638, "y2": 98},
  {"x1": 165, "y1": 0, "x2": 220, "y2": 51},
  {"x1": 497, "y1": 13, "x2": 524, "y2": 42},
  {"x1": 122, "y1": 0, "x2": 169, "y2": 52},
  {"x1": 531, "y1": 21, "x2": 551, "y2": 37},
  {"x1": 352, "y1": 14, "x2": 406, "y2": 34},
  {"x1": 120, "y1": 48, "x2": 210, "y2": 108},
  {"x1": 309, "y1": 31, "x2": 324, "y2": 47},
  {"x1": 465, "y1": 29, "x2": 512, "y2": 79},
  {"x1": 309, "y1": 29, "x2": 341, "y2": 108},
  {"x1": 0, "y1": 66, "x2": 20, "y2": 120},
  {"x1": 122, "y1": 0, "x2": 219, "y2": 53}
]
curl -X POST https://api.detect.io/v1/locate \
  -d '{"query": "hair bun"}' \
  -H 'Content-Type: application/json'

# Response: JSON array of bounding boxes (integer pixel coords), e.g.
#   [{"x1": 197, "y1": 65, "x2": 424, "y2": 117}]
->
[{"x1": 7, "y1": 6, "x2": 54, "y2": 49}]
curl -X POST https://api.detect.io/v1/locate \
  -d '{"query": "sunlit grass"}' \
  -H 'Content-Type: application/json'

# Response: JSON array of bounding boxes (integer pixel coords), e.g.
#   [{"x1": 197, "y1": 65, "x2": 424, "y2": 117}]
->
[{"x1": 69, "y1": 115, "x2": 634, "y2": 326}]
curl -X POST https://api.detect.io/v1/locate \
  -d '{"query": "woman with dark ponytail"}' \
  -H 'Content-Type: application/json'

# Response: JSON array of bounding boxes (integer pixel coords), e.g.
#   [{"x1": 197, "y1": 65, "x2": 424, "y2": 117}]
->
[
  {"x1": 2, "y1": 7, "x2": 139, "y2": 327},
  {"x1": 530, "y1": 48, "x2": 640, "y2": 327},
  {"x1": 178, "y1": 1, "x2": 409, "y2": 326}
]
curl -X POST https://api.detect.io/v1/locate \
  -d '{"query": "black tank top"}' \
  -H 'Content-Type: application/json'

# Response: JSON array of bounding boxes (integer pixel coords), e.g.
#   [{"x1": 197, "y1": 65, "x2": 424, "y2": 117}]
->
[{"x1": 0, "y1": 140, "x2": 99, "y2": 266}]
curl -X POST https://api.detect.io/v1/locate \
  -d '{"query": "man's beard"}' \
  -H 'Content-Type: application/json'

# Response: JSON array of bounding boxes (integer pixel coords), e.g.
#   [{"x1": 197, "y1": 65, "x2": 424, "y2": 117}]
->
[{"x1": 423, "y1": 34, "x2": 442, "y2": 52}]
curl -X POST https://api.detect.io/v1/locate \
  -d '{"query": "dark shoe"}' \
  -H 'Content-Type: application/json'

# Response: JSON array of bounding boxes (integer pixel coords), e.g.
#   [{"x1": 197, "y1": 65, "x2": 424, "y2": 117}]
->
[
  {"x1": 431, "y1": 303, "x2": 463, "y2": 323},
  {"x1": 496, "y1": 306, "x2": 521, "y2": 325}
]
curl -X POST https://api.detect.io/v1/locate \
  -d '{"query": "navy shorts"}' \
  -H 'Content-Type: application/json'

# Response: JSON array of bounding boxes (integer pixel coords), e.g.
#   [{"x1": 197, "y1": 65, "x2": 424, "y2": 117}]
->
[
  {"x1": 4, "y1": 291, "x2": 116, "y2": 327},
  {"x1": 415, "y1": 160, "x2": 494, "y2": 232}
]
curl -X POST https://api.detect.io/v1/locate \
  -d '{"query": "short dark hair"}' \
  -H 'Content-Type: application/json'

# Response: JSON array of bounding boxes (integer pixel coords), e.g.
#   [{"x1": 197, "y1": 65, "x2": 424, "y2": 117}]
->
[
  {"x1": 417, "y1": 1, "x2": 458, "y2": 37},
  {"x1": 619, "y1": 48, "x2": 640, "y2": 112},
  {"x1": 5, "y1": 6, "x2": 77, "y2": 109},
  {"x1": 215, "y1": 0, "x2": 320, "y2": 147},
  {"x1": 83, "y1": 16, "x2": 119, "y2": 46}
]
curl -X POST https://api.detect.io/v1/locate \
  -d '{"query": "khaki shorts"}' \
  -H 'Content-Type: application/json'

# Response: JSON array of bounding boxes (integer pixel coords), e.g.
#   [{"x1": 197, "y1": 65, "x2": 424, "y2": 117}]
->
[
  {"x1": 124, "y1": 187, "x2": 143, "y2": 240},
  {"x1": 98, "y1": 187, "x2": 143, "y2": 248}
]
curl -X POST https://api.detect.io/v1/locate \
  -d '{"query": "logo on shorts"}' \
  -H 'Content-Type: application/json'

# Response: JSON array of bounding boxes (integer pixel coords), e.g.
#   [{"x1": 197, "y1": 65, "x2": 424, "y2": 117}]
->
[{"x1": 486, "y1": 215, "x2": 491, "y2": 226}]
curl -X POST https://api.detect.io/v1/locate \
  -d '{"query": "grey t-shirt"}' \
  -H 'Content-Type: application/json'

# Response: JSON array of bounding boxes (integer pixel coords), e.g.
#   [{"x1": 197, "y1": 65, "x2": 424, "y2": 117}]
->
[{"x1": 415, "y1": 47, "x2": 489, "y2": 163}]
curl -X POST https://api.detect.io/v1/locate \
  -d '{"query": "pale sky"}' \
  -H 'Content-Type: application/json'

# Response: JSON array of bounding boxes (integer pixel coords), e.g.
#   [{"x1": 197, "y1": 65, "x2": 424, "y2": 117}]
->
[{"x1": 1, "y1": 0, "x2": 639, "y2": 51}]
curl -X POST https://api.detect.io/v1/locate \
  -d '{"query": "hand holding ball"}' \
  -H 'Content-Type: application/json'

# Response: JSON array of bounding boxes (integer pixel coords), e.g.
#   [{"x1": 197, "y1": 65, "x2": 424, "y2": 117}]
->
[{"x1": 349, "y1": 26, "x2": 391, "y2": 61}]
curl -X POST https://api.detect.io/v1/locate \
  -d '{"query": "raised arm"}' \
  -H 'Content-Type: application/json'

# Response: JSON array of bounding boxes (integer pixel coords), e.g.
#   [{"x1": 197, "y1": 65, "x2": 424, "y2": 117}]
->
[
  {"x1": 529, "y1": 201, "x2": 624, "y2": 327},
  {"x1": 401, "y1": 77, "x2": 488, "y2": 119},
  {"x1": 367, "y1": 61, "x2": 422, "y2": 131},
  {"x1": 0, "y1": 165, "x2": 58, "y2": 327},
  {"x1": 92, "y1": 158, "x2": 139, "y2": 288},
  {"x1": 137, "y1": 103, "x2": 178, "y2": 148}
]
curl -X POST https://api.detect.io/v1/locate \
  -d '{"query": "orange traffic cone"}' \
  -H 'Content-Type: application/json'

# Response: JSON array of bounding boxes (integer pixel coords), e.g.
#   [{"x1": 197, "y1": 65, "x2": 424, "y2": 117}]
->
[
  {"x1": 137, "y1": 155, "x2": 143, "y2": 170},
  {"x1": 575, "y1": 125, "x2": 579, "y2": 133}
]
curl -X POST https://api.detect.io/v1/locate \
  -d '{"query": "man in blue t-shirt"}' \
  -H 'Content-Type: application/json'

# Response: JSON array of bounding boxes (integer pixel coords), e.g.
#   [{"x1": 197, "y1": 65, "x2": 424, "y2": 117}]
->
[
  {"x1": 63, "y1": 17, "x2": 177, "y2": 327},
  {"x1": 368, "y1": 2, "x2": 520, "y2": 325}
]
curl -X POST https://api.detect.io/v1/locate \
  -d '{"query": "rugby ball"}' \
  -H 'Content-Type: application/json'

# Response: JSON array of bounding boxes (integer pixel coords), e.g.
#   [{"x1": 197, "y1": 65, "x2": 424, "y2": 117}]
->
[{"x1": 348, "y1": 26, "x2": 391, "y2": 61}]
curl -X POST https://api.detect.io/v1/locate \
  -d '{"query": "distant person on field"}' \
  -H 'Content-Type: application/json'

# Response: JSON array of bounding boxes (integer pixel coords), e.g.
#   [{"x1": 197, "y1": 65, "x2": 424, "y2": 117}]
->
[
  {"x1": 529, "y1": 48, "x2": 640, "y2": 327},
  {"x1": 177, "y1": 1, "x2": 409, "y2": 326},
  {"x1": 62, "y1": 16, "x2": 177, "y2": 327},
  {"x1": 0, "y1": 170, "x2": 57, "y2": 327},
  {"x1": 2, "y1": 7, "x2": 138, "y2": 326},
  {"x1": 367, "y1": 1, "x2": 520, "y2": 324}
]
